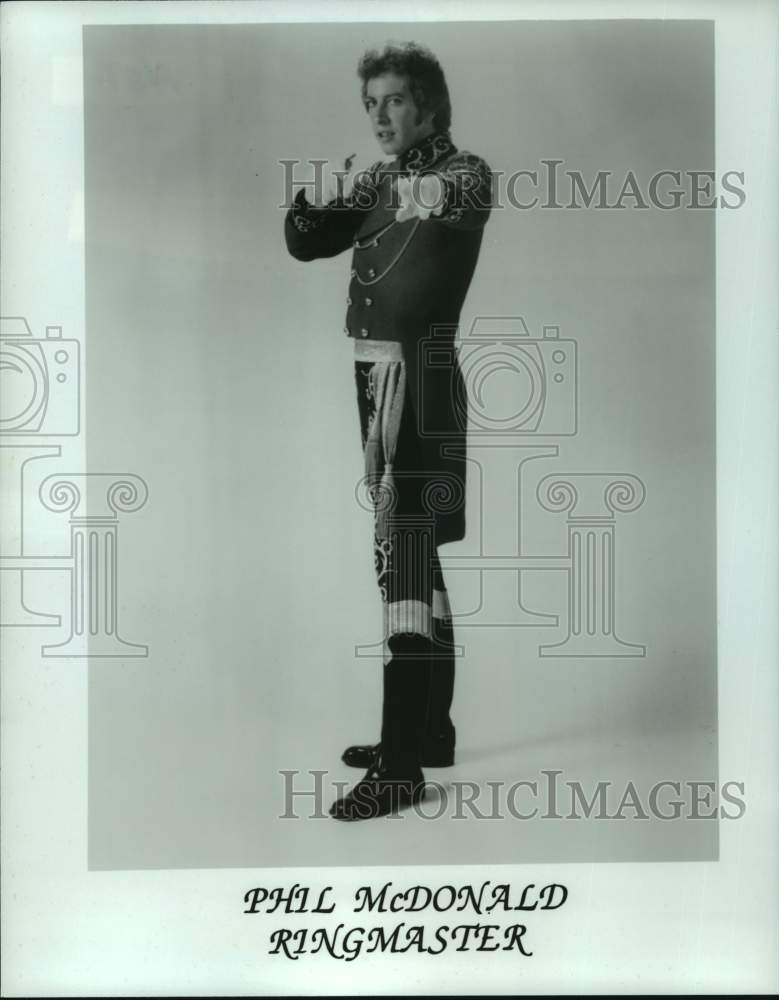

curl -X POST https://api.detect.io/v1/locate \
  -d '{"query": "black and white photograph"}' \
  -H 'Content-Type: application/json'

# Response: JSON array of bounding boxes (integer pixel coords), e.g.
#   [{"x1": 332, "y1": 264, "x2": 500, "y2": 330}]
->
[
  {"x1": 83, "y1": 14, "x2": 721, "y2": 866},
  {"x1": 1, "y1": 0, "x2": 777, "y2": 995}
]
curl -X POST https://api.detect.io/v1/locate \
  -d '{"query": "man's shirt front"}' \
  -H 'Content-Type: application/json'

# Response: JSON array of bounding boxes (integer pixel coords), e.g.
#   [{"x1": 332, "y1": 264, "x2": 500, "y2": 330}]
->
[{"x1": 284, "y1": 130, "x2": 493, "y2": 348}]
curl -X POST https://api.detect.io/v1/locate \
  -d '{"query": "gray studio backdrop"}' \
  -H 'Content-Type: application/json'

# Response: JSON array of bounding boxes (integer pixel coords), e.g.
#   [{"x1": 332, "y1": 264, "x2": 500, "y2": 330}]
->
[{"x1": 84, "y1": 20, "x2": 716, "y2": 869}]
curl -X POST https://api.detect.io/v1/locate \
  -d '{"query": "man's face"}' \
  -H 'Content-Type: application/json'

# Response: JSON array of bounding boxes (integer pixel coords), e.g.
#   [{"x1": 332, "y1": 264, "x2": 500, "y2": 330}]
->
[{"x1": 363, "y1": 73, "x2": 435, "y2": 157}]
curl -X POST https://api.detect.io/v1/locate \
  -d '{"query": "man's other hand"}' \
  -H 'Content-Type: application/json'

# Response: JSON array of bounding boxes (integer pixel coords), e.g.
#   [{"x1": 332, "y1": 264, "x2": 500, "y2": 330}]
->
[{"x1": 395, "y1": 174, "x2": 445, "y2": 223}]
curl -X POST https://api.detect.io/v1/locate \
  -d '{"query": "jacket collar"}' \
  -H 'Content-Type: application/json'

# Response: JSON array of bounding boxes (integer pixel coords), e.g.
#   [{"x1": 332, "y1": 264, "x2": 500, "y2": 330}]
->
[{"x1": 397, "y1": 130, "x2": 457, "y2": 173}]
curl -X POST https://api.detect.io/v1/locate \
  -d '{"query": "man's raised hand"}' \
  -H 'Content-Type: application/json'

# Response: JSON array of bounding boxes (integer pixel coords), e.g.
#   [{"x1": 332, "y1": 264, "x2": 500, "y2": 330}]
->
[{"x1": 312, "y1": 153, "x2": 368, "y2": 207}]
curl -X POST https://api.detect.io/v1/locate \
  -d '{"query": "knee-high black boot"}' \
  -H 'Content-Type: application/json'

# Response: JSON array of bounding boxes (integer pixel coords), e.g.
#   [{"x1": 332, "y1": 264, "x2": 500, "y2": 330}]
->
[
  {"x1": 421, "y1": 616, "x2": 456, "y2": 766},
  {"x1": 330, "y1": 633, "x2": 428, "y2": 821},
  {"x1": 340, "y1": 623, "x2": 457, "y2": 770},
  {"x1": 380, "y1": 633, "x2": 430, "y2": 774}
]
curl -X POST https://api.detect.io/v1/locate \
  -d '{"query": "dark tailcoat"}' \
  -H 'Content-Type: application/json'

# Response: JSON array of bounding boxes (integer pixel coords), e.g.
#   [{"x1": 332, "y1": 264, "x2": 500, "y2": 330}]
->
[{"x1": 284, "y1": 131, "x2": 493, "y2": 545}]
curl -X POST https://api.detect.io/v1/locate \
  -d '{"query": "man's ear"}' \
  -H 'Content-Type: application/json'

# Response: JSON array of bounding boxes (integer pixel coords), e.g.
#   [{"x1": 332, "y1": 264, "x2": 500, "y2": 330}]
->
[{"x1": 415, "y1": 105, "x2": 436, "y2": 130}]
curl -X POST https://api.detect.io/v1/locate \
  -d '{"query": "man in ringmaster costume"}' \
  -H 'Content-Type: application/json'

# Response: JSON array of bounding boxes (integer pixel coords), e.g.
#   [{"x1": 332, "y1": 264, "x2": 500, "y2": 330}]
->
[{"x1": 284, "y1": 42, "x2": 492, "y2": 820}]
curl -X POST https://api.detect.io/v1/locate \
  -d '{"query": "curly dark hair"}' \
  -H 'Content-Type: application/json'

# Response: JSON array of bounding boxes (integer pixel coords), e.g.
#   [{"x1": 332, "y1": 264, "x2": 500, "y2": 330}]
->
[{"x1": 356, "y1": 42, "x2": 452, "y2": 133}]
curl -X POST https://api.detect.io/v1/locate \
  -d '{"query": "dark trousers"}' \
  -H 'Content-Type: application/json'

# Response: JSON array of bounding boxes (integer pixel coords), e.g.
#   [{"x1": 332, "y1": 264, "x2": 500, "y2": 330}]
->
[{"x1": 355, "y1": 360, "x2": 456, "y2": 770}]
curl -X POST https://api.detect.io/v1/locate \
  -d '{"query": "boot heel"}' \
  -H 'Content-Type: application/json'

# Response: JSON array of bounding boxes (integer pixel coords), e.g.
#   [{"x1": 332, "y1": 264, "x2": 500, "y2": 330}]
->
[
  {"x1": 420, "y1": 724, "x2": 456, "y2": 768},
  {"x1": 421, "y1": 748, "x2": 455, "y2": 768}
]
